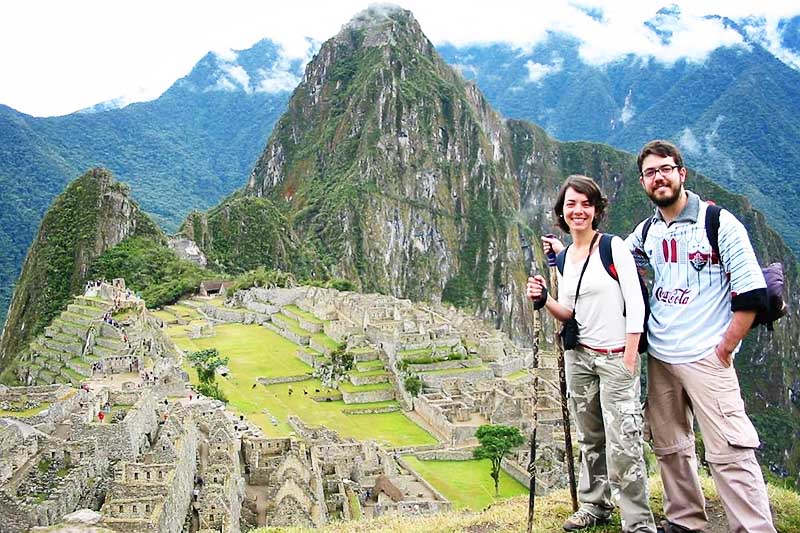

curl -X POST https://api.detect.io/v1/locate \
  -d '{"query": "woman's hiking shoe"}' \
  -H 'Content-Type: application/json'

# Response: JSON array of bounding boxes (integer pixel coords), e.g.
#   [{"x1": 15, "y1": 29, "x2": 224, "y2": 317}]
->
[{"x1": 563, "y1": 508, "x2": 610, "y2": 531}]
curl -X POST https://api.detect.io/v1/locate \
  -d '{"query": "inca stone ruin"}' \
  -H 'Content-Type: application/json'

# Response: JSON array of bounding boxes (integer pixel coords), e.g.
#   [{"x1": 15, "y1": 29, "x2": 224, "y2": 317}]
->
[{"x1": 0, "y1": 281, "x2": 570, "y2": 531}]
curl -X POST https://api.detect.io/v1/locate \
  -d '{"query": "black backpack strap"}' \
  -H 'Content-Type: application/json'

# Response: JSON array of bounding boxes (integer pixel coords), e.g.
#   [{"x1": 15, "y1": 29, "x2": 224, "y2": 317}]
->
[
  {"x1": 705, "y1": 204, "x2": 722, "y2": 261},
  {"x1": 555, "y1": 245, "x2": 570, "y2": 276},
  {"x1": 641, "y1": 217, "x2": 654, "y2": 247},
  {"x1": 598, "y1": 233, "x2": 618, "y2": 281}
]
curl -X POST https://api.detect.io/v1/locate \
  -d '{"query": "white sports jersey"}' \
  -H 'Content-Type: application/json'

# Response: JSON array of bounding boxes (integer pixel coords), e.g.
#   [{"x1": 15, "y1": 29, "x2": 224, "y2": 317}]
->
[{"x1": 625, "y1": 191, "x2": 766, "y2": 364}]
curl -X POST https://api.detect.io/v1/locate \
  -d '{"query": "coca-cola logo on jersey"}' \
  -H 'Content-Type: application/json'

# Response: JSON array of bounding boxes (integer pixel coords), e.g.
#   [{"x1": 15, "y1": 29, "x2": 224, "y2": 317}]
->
[{"x1": 654, "y1": 286, "x2": 692, "y2": 305}]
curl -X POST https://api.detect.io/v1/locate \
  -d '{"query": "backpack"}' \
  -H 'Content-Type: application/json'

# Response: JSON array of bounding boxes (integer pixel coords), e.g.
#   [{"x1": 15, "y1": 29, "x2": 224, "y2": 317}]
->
[
  {"x1": 556, "y1": 233, "x2": 650, "y2": 353},
  {"x1": 640, "y1": 203, "x2": 787, "y2": 331}
]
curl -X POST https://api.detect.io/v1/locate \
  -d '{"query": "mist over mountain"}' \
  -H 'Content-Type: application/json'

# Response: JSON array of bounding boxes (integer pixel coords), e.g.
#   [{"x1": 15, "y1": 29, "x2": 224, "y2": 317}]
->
[{"x1": 437, "y1": 23, "x2": 800, "y2": 255}]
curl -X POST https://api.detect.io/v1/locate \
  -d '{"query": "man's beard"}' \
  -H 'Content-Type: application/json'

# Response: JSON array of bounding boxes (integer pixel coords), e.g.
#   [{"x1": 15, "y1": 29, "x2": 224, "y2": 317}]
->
[{"x1": 648, "y1": 182, "x2": 682, "y2": 207}]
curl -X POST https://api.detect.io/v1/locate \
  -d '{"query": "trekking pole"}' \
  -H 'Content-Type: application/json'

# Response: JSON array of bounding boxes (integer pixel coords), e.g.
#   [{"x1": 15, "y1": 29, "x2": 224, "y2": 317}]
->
[
  {"x1": 524, "y1": 245, "x2": 545, "y2": 533},
  {"x1": 545, "y1": 235, "x2": 579, "y2": 512}
]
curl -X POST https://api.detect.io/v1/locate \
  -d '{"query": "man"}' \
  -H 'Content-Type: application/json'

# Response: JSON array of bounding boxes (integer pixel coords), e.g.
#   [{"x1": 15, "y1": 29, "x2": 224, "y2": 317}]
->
[{"x1": 626, "y1": 140, "x2": 775, "y2": 533}]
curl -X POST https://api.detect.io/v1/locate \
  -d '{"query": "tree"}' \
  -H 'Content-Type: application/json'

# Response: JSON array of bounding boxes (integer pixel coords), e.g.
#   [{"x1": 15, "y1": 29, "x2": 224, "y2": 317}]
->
[
  {"x1": 473, "y1": 424, "x2": 525, "y2": 496},
  {"x1": 314, "y1": 343, "x2": 354, "y2": 387},
  {"x1": 188, "y1": 348, "x2": 229, "y2": 401},
  {"x1": 404, "y1": 375, "x2": 422, "y2": 397}
]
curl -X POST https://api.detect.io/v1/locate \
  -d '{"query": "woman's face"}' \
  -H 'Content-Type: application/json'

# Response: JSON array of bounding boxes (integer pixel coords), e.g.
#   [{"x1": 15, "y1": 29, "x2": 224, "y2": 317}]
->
[{"x1": 563, "y1": 187, "x2": 595, "y2": 233}]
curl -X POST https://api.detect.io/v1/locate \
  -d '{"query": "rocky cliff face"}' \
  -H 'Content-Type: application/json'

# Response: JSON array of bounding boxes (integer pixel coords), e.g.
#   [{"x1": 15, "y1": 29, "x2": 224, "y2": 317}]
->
[
  {"x1": 191, "y1": 7, "x2": 799, "y2": 479},
  {"x1": 0, "y1": 168, "x2": 161, "y2": 370},
  {"x1": 239, "y1": 6, "x2": 531, "y2": 332}
]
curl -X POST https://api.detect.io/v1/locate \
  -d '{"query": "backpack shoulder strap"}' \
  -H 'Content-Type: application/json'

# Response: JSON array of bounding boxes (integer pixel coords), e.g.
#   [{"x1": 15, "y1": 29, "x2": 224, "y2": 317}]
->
[
  {"x1": 598, "y1": 233, "x2": 618, "y2": 281},
  {"x1": 555, "y1": 246, "x2": 569, "y2": 276},
  {"x1": 705, "y1": 203, "x2": 722, "y2": 259},
  {"x1": 641, "y1": 217, "x2": 654, "y2": 246}
]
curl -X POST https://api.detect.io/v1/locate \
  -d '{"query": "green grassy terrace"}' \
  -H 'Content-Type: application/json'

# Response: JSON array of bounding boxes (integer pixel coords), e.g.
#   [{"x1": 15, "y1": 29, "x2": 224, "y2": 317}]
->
[
  {"x1": 169, "y1": 323, "x2": 435, "y2": 447},
  {"x1": 402, "y1": 456, "x2": 528, "y2": 511},
  {"x1": 0, "y1": 402, "x2": 52, "y2": 418},
  {"x1": 283, "y1": 304, "x2": 323, "y2": 324}
]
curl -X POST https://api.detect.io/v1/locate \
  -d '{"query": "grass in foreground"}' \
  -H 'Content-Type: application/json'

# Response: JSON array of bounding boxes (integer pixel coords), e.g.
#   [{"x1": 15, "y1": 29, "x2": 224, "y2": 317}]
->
[
  {"x1": 402, "y1": 457, "x2": 528, "y2": 511},
  {"x1": 259, "y1": 472, "x2": 800, "y2": 532}
]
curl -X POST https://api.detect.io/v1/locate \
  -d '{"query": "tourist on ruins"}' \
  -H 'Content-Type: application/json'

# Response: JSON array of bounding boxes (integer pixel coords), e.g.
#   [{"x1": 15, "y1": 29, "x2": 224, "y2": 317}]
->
[
  {"x1": 526, "y1": 175, "x2": 655, "y2": 532},
  {"x1": 623, "y1": 141, "x2": 774, "y2": 533}
]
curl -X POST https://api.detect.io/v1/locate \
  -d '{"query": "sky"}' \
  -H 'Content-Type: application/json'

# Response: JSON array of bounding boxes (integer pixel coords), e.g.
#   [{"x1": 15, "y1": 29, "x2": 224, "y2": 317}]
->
[{"x1": 1, "y1": 0, "x2": 798, "y2": 117}]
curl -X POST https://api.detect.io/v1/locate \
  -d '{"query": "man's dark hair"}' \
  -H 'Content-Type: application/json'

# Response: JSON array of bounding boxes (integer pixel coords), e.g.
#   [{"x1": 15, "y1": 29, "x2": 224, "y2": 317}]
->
[
  {"x1": 553, "y1": 175, "x2": 607, "y2": 233},
  {"x1": 637, "y1": 139, "x2": 684, "y2": 173}
]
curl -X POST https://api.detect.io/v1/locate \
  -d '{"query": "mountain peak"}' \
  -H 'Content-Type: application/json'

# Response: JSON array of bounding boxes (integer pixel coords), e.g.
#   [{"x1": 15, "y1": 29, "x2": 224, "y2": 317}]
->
[{"x1": 336, "y1": 4, "x2": 422, "y2": 48}]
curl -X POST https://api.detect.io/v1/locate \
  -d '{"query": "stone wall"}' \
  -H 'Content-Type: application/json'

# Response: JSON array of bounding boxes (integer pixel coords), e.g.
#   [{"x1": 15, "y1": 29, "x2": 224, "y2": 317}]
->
[
  {"x1": 340, "y1": 388, "x2": 395, "y2": 404},
  {"x1": 418, "y1": 367, "x2": 494, "y2": 388},
  {"x1": 407, "y1": 358, "x2": 481, "y2": 373},
  {"x1": 263, "y1": 322, "x2": 309, "y2": 345},
  {"x1": 414, "y1": 449, "x2": 475, "y2": 461},
  {"x1": 257, "y1": 375, "x2": 312, "y2": 386},
  {"x1": 489, "y1": 355, "x2": 527, "y2": 376},
  {"x1": 77, "y1": 391, "x2": 158, "y2": 463},
  {"x1": 413, "y1": 395, "x2": 480, "y2": 446},
  {"x1": 201, "y1": 306, "x2": 270, "y2": 325},
  {"x1": 324, "y1": 320, "x2": 357, "y2": 342},
  {"x1": 348, "y1": 373, "x2": 389, "y2": 386}
]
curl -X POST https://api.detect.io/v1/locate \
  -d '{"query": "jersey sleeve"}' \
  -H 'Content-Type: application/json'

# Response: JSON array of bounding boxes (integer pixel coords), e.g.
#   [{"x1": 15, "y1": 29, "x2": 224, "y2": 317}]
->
[
  {"x1": 717, "y1": 209, "x2": 767, "y2": 311},
  {"x1": 612, "y1": 236, "x2": 645, "y2": 333}
]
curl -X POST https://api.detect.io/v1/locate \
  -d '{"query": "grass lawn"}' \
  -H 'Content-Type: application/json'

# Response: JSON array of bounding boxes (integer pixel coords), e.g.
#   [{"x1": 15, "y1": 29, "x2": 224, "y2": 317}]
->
[
  {"x1": 169, "y1": 323, "x2": 436, "y2": 447},
  {"x1": 312, "y1": 332, "x2": 340, "y2": 350},
  {"x1": 244, "y1": 379, "x2": 436, "y2": 447},
  {"x1": 175, "y1": 323, "x2": 311, "y2": 378},
  {"x1": 505, "y1": 370, "x2": 529, "y2": 380},
  {"x1": 402, "y1": 457, "x2": 528, "y2": 511},
  {"x1": 355, "y1": 359, "x2": 384, "y2": 371},
  {"x1": 0, "y1": 402, "x2": 52, "y2": 418}
]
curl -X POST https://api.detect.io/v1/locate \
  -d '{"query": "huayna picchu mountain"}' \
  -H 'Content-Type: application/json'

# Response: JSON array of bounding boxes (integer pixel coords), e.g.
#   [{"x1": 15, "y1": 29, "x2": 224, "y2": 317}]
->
[
  {"x1": 0, "y1": 168, "x2": 212, "y2": 379},
  {"x1": 235, "y1": 6, "x2": 532, "y2": 331},
  {"x1": 185, "y1": 6, "x2": 800, "y2": 481}
]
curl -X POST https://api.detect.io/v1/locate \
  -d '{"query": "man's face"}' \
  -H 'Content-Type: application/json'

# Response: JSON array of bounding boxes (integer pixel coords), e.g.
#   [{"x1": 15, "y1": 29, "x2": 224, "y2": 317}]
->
[{"x1": 640, "y1": 154, "x2": 686, "y2": 207}]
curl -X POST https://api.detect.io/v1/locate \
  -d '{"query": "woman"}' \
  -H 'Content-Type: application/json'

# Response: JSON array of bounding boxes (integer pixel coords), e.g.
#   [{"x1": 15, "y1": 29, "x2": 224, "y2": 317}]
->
[{"x1": 526, "y1": 175, "x2": 655, "y2": 533}]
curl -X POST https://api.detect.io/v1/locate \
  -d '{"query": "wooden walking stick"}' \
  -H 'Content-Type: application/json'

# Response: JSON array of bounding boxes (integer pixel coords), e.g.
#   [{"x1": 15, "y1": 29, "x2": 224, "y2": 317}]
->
[
  {"x1": 545, "y1": 235, "x2": 579, "y2": 512},
  {"x1": 523, "y1": 238, "x2": 545, "y2": 533}
]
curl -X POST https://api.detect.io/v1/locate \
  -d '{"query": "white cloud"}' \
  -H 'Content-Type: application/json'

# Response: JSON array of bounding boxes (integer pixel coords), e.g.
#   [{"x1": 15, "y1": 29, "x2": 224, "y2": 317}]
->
[
  {"x1": 525, "y1": 58, "x2": 563, "y2": 83},
  {"x1": 1, "y1": 0, "x2": 799, "y2": 116},
  {"x1": 678, "y1": 127, "x2": 701, "y2": 156},
  {"x1": 213, "y1": 48, "x2": 238, "y2": 63},
  {"x1": 256, "y1": 68, "x2": 301, "y2": 93},
  {"x1": 742, "y1": 17, "x2": 800, "y2": 70},
  {"x1": 451, "y1": 63, "x2": 479, "y2": 79},
  {"x1": 210, "y1": 77, "x2": 238, "y2": 93},
  {"x1": 620, "y1": 89, "x2": 634, "y2": 125}
]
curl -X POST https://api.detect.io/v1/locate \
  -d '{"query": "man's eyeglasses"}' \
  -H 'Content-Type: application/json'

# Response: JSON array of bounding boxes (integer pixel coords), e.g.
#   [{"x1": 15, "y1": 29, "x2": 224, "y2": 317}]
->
[{"x1": 641, "y1": 165, "x2": 680, "y2": 179}]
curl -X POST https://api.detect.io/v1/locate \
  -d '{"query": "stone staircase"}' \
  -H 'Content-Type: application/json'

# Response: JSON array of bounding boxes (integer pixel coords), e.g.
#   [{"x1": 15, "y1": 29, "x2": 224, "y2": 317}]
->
[{"x1": 23, "y1": 295, "x2": 124, "y2": 386}]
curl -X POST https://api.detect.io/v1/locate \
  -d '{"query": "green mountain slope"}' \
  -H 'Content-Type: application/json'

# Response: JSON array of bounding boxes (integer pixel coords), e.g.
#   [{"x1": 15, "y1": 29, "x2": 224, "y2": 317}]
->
[
  {"x1": 0, "y1": 39, "x2": 295, "y2": 326},
  {"x1": 0, "y1": 168, "x2": 161, "y2": 369}
]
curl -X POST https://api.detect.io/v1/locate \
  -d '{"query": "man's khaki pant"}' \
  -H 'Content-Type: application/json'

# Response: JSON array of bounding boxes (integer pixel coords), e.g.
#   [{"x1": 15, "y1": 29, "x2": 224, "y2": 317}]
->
[
  {"x1": 566, "y1": 347, "x2": 656, "y2": 532},
  {"x1": 646, "y1": 354, "x2": 776, "y2": 533}
]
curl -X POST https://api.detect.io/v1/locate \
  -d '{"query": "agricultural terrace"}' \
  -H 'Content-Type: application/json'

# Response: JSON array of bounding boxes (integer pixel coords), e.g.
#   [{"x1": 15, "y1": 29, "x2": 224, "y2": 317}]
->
[
  {"x1": 402, "y1": 456, "x2": 528, "y2": 510},
  {"x1": 165, "y1": 318, "x2": 436, "y2": 447}
]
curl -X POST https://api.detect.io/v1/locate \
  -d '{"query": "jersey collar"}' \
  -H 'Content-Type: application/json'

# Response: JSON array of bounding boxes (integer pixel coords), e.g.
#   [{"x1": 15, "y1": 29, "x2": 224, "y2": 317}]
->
[{"x1": 653, "y1": 190, "x2": 700, "y2": 225}]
